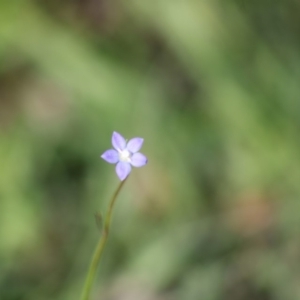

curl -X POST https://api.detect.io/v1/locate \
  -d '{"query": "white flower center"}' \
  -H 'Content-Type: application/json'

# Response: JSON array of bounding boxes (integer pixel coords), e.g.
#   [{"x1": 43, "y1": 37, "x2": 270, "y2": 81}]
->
[{"x1": 119, "y1": 149, "x2": 131, "y2": 162}]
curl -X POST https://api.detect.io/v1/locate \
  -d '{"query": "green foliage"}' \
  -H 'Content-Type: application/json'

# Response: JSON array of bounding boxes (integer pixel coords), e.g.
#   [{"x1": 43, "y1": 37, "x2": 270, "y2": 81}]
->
[{"x1": 0, "y1": 0, "x2": 300, "y2": 299}]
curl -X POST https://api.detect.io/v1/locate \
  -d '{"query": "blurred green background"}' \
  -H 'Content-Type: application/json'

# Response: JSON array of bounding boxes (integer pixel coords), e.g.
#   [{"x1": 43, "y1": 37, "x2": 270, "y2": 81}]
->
[{"x1": 1, "y1": 0, "x2": 300, "y2": 299}]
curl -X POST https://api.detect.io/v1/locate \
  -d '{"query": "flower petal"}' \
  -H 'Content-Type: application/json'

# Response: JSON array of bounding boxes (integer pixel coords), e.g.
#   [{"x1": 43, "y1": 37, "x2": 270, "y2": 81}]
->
[
  {"x1": 112, "y1": 131, "x2": 126, "y2": 150},
  {"x1": 116, "y1": 162, "x2": 131, "y2": 181},
  {"x1": 101, "y1": 149, "x2": 119, "y2": 164},
  {"x1": 127, "y1": 137, "x2": 144, "y2": 153},
  {"x1": 130, "y1": 152, "x2": 148, "y2": 167}
]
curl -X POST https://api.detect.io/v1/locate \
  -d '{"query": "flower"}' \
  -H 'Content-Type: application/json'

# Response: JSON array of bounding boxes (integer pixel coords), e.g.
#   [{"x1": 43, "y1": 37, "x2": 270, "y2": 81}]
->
[{"x1": 101, "y1": 132, "x2": 148, "y2": 181}]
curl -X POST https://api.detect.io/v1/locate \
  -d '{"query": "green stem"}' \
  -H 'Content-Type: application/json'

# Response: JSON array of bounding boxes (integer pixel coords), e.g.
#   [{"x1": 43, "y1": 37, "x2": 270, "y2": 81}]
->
[{"x1": 80, "y1": 178, "x2": 128, "y2": 300}]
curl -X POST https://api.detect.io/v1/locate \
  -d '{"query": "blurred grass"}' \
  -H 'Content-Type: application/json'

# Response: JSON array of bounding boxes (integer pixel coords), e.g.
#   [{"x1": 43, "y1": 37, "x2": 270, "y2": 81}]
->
[{"x1": 1, "y1": 0, "x2": 300, "y2": 300}]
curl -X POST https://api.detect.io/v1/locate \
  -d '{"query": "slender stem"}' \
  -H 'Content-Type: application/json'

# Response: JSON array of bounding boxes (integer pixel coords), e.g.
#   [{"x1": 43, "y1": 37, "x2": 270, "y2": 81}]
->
[{"x1": 80, "y1": 178, "x2": 128, "y2": 300}]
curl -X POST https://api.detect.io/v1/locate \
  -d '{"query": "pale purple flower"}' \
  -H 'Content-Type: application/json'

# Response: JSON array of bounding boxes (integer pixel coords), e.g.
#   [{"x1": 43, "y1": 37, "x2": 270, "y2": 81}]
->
[{"x1": 101, "y1": 132, "x2": 148, "y2": 181}]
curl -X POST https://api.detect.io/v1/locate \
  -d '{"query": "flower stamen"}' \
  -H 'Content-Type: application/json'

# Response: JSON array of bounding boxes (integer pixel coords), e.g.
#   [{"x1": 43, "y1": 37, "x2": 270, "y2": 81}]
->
[{"x1": 119, "y1": 149, "x2": 131, "y2": 162}]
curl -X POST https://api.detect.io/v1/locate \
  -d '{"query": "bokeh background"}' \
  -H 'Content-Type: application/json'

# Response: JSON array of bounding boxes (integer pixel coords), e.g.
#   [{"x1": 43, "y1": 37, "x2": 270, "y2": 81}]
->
[{"x1": 1, "y1": 0, "x2": 300, "y2": 299}]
